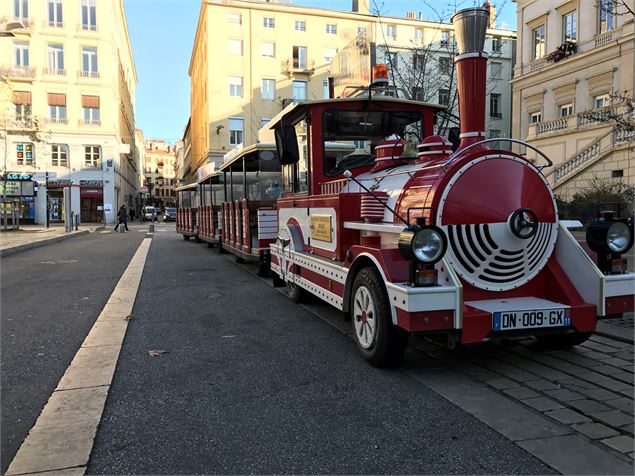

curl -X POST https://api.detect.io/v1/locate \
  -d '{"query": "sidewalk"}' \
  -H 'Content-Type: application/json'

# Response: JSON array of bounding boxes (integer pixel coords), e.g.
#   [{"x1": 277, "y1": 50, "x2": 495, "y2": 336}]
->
[{"x1": 0, "y1": 224, "x2": 104, "y2": 257}]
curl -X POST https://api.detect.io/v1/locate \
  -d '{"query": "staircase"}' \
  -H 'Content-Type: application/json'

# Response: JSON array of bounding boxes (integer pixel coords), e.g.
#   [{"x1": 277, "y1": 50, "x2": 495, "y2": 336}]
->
[{"x1": 552, "y1": 127, "x2": 634, "y2": 190}]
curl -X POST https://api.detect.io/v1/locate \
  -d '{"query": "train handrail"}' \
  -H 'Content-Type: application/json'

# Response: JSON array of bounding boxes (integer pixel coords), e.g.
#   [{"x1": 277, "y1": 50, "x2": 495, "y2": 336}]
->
[{"x1": 442, "y1": 138, "x2": 554, "y2": 172}]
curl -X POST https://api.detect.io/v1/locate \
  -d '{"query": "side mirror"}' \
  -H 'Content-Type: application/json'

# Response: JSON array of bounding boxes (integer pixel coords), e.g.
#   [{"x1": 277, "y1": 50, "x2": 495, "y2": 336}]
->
[{"x1": 275, "y1": 125, "x2": 300, "y2": 165}]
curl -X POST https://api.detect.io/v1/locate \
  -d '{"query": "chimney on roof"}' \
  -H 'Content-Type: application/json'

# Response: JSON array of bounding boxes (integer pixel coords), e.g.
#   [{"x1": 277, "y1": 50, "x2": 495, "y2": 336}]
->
[
  {"x1": 406, "y1": 11, "x2": 415, "y2": 20},
  {"x1": 483, "y1": 1, "x2": 496, "y2": 27},
  {"x1": 418, "y1": 11, "x2": 423, "y2": 20},
  {"x1": 352, "y1": 0, "x2": 370, "y2": 14}
]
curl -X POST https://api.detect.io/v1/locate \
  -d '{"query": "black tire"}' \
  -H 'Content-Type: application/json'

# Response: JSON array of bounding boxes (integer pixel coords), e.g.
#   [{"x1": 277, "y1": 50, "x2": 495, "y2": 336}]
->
[
  {"x1": 183, "y1": 235, "x2": 190, "y2": 241},
  {"x1": 536, "y1": 332, "x2": 592, "y2": 348},
  {"x1": 350, "y1": 267, "x2": 408, "y2": 367},
  {"x1": 286, "y1": 280, "x2": 304, "y2": 303}
]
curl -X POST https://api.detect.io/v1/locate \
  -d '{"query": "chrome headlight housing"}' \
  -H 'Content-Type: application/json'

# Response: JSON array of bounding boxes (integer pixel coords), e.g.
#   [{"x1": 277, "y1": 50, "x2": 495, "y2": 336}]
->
[
  {"x1": 398, "y1": 225, "x2": 447, "y2": 264},
  {"x1": 607, "y1": 221, "x2": 632, "y2": 253}
]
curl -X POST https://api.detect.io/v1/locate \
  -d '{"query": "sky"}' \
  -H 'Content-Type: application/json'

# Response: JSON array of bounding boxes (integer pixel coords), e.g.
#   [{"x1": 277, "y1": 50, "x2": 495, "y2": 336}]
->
[{"x1": 123, "y1": 0, "x2": 517, "y2": 143}]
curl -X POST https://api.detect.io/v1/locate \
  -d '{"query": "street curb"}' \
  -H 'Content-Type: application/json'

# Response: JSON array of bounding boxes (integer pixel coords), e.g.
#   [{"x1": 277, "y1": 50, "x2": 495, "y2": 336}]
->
[
  {"x1": 595, "y1": 330, "x2": 634, "y2": 345},
  {"x1": 0, "y1": 230, "x2": 90, "y2": 257}
]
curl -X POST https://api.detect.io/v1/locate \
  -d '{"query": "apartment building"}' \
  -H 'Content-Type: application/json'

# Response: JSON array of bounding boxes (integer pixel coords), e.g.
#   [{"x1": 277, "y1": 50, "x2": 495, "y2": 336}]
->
[
  {"x1": 0, "y1": 0, "x2": 137, "y2": 224},
  {"x1": 143, "y1": 139, "x2": 176, "y2": 207},
  {"x1": 511, "y1": 0, "x2": 634, "y2": 199},
  {"x1": 188, "y1": 0, "x2": 516, "y2": 181}
]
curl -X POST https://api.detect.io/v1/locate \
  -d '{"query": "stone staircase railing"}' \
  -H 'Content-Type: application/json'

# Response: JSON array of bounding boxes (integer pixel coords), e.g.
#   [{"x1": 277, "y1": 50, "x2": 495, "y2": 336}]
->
[{"x1": 553, "y1": 129, "x2": 615, "y2": 183}]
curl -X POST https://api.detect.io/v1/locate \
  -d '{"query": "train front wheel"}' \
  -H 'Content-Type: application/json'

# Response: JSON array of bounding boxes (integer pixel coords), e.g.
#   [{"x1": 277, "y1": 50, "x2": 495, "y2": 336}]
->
[{"x1": 350, "y1": 267, "x2": 408, "y2": 367}]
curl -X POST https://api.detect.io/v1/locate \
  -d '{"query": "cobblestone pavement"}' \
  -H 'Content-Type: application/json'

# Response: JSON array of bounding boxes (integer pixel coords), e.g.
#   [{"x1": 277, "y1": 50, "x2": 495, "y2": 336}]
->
[{"x1": 411, "y1": 334, "x2": 634, "y2": 462}]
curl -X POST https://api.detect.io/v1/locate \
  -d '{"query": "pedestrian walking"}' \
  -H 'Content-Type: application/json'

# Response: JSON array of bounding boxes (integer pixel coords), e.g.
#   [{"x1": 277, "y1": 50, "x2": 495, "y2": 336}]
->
[
  {"x1": 129, "y1": 207, "x2": 135, "y2": 223},
  {"x1": 114, "y1": 204, "x2": 129, "y2": 232}
]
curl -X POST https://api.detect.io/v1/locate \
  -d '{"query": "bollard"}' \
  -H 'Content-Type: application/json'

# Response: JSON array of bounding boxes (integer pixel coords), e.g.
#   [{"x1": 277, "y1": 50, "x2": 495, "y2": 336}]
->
[
  {"x1": 148, "y1": 223, "x2": 155, "y2": 234},
  {"x1": 75, "y1": 214, "x2": 79, "y2": 231}
]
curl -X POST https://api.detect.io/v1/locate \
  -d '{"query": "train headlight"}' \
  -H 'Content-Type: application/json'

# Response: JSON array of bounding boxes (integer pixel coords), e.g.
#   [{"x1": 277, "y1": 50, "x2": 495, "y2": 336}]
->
[
  {"x1": 399, "y1": 225, "x2": 447, "y2": 264},
  {"x1": 586, "y1": 214, "x2": 634, "y2": 274},
  {"x1": 607, "y1": 222, "x2": 632, "y2": 253}
]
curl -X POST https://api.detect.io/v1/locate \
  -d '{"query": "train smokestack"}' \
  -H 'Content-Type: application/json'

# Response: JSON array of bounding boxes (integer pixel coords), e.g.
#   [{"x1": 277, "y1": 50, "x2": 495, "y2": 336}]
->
[{"x1": 451, "y1": 7, "x2": 490, "y2": 150}]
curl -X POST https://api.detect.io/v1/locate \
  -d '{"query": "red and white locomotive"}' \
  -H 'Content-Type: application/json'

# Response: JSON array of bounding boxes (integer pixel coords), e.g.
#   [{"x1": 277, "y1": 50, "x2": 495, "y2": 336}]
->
[{"x1": 264, "y1": 7, "x2": 635, "y2": 366}]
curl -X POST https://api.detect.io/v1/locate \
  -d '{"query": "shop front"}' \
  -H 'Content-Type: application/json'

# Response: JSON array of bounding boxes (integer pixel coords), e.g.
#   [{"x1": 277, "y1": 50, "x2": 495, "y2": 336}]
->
[
  {"x1": 0, "y1": 172, "x2": 36, "y2": 224},
  {"x1": 79, "y1": 180, "x2": 104, "y2": 223},
  {"x1": 46, "y1": 179, "x2": 71, "y2": 222}
]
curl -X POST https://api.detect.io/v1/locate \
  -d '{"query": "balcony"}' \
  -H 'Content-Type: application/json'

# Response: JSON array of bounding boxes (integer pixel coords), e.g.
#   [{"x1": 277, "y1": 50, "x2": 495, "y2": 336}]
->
[
  {"x1": 42, "y1": 67, "x2": 66, "y2": 76},
  {"x1": 0, "y1": 64, "x2": 36, "y2": 80},
  {"x1": 594, "y1": 30, "x2": 614, "y2": 47},
  {"x1": 46, "y1": 118, "x2": 68, "y2": 125},
  {"x1": 281, "y1": 58, "x2": 315, "y2": 75},
  {"x1": 529, "y1": 105, "x2": 628, "y2": 139},
  {"x1": 3, "y1": 16, "x2": 34, "y2": 32},
  {"x1": 42, "y1": 20, "x2": 64, "y2": 29},
  {"x1": 77, "y1": 23, "x2": 98, "y2": 33},
  {"x1": 78, "y1": 70, "x2": 100, "y2": 79},
  {"x1": 79, "y1": 119, "x2": 101, "y2": 127}
]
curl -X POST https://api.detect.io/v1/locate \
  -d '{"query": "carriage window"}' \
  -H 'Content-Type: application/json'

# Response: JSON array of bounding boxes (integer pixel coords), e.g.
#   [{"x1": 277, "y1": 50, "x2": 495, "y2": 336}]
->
[
  {"x1": 244, "y1": 149, "x2": 282, "y2": 201},
  {"x1": 229, "y1": 161, "x2": 244, "y2": 201},
  {"x1": 322, "y1": 109, "x2": 422, "y2": 177}
]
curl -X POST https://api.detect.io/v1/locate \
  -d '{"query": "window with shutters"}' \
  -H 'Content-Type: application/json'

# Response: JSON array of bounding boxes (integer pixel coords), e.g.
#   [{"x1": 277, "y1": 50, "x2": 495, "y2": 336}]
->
[
  {"x1": 261, "y1": 41, "x2": 275, "y2": 58},
  {"x1": 262, "y1": 78, "x2": 275, "y2": 100},
  {"x1": 228, "y1": 76, "x2": 243, "y2": 97},
  {"x1": 229, "y1": 117, "x2": 244, "y2": 145}
]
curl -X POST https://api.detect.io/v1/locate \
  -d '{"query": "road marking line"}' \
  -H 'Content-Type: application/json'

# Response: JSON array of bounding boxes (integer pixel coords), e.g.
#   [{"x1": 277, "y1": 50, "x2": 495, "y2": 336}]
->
[{"x1": 6, "y1": 238, "x2": 152, "y2": 476}]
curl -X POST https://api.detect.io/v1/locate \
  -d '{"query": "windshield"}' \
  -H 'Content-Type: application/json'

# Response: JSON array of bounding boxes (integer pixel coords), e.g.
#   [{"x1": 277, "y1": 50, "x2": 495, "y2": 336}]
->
[
  {"x1": 166, "y1": 208, "x2": 176, "y2": 213},
  {"x1": 322, "y1": 109, "x2": 422, "y2": 176}
]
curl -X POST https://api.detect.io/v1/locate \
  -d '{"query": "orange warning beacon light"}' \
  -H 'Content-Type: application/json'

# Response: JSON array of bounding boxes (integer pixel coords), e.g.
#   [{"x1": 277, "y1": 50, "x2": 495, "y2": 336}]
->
[{"x1": 372, "y1": 63, "x2": 389, "y2": 86}]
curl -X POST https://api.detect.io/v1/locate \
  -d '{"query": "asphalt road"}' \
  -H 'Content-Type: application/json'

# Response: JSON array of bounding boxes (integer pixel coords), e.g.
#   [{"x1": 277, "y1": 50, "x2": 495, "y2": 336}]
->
[
  {"x1": 0, "y1": 229, "x2": 145, "y2": 474},
  {"x1": 87, "y1": 230, "x2": 554, "y2": 475}
]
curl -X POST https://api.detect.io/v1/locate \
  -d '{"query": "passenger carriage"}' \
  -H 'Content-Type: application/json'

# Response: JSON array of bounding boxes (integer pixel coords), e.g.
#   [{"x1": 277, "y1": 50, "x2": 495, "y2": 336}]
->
[
  {"x1": 176, "y1": 183, "x2": 199, "y2": 241},
  {"x1": 196, "y1": 171, "x2": 224, "y2": 247}
]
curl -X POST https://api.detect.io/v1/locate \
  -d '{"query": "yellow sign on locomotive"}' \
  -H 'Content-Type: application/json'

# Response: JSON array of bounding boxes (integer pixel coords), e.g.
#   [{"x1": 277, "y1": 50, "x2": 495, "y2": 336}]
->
[{"x1": 311, "y1": 215, "x2": 332, "y2": 242}]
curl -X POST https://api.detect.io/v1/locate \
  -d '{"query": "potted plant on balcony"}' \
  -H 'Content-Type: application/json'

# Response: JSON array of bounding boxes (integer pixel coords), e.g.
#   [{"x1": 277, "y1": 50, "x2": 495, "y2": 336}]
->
[{"x1": 546, "y1": 40, "x2": 577, "y2": 62}]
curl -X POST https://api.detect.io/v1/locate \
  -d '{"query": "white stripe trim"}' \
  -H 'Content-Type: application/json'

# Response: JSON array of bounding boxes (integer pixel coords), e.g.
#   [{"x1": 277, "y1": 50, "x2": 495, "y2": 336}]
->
[
  {"x1": 455, "y1": 51, "x2": 489, "y2": 60},
  {"x1": 459, "y1": 131, "x2": 486, "y2": 138}
]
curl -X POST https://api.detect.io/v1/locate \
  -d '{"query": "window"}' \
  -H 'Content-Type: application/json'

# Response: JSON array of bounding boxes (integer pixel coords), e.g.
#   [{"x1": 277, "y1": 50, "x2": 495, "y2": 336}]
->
[
  {"x1": 81, "y1": 0, "x2": 97, "y2": 31},
  {"x1": 490, "y1": 93, "x2": 502, "y2": 118},
  {"x1": 492, "y1": 36, "x2": 502, "y2": 52},
  {"x1": 490, "y1": 62, "x2": 502, "y2": 79},
  {"x1": 228, "y1": 39, "x2": 243, "y2": 55},
  {"x1": 261, "y1": 78, "x2": 275, "y2": 100},
  {"x1": 489, "y1": 129, "x2": 502, "y2": 148},
  {"x1": 415, "y1": 28, "x2": 423, "y2": 41},
  {"x1": 385, "y1": 51, "x2": 398, "y2": 68},
  {"x1": 529, "y1": 111, "x2": 542, "y2": 123},
  {"x1": 49, "y1": 105, "x2": 67, "y2": 122},
  {"x1": 16, "y1": 143, "x2": 34, "y2": 165},
  {"x1": 293, "y1": 46, "x2": 307, "y2": 70},
  {"x1": 612, "y1": 169, "x2": 624, "y2": 178},
  {"x1": 324, "y1": 47, "x2": 337, "y2": 63},
  {"x1": 295, "y1": 20, "x2": 306, "y2": 31},
  {"x1": 227, "y1": 12, "x2": 242, "y2": 25},
  {"x1": 326, "y1": 23, "x2": 337, "y2": 35},
  {"x1": 260, "y1": 118, "x2": 271, "y2": 128},
  {"x1": 81, "y1": 47, "x2": 98, "y2": 76},
  {"x1": 263, "y1": 16, "x2": 275, "y2": 28},
  {"x1": 439, "y1": 57, "x2": 451, "y2": 75},
  {"x1": 438, "y1": 89, "x2": 449, "y2": 106},
  {"x1": 559, "y1": 103, "x2": 573, "y2": 117},
  {"x1": 261, "y1": 41, "x2": 275, "y2": 58},
  {"x1": 228, "y1": 76, "x2": 243, "y2": 97},
  {"x1": 323, "y1": 79, "x2": 329, "y2": 99},
  {"x1": 292, "y1": 80, "x2": 307, "y2": 101},
  {"x1": 13, "y1": 0, "x2": 28, "y2": 19},
  {"x1": 47, "y1": 44, "x2": 64, "y2": 74},
  {"x1": 228, "y1": 117, "x2": 244, "y2": 145},
  {"x1": 15, "y1": 103, "x2": 31, "y2": 121},
  {"x1": 82, "y1": 95, "x2": 100, "y2": 124},
  {"x1": 532, "y1": 25, "x2": 545, "y2": 59},
  {"x1": 563, "y1": 11, "x2": 577, "y2": 42},
  {"x1": 599, "y1": 0, "x2": 615, "y2": 33},
  {"x1": 413, "y1": 54, "x2": 425, "y2": 70},
  {"x1": 13, "y1": 41, "x2": 29, "y2": 66},
  {"x1": 84, "y1": 145, "x2": 100, "y2": 167},
  {"x1": 593, "y1": 93, "x2": 610, "y2": 108},
  {"x1": 386, "y1": 24, "x2": 396, "y2": 39},
  {"x1": 48, "y1": 0, "x2": 63, "y2": 27},
  {"x1": 440, "y1": 31, "x2": 450, "y2": 47},
  {"x1": 51, "y1": 144, "x2": 68, "y2": 166}
]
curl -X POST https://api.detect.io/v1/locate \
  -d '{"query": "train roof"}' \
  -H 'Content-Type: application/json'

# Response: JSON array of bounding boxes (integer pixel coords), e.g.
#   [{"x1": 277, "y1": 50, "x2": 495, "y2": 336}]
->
[
  {"x1": 175, "y1": 182, "x2": 198, "y2": 192},
  {"x1": 266, "y1": 96, "x2": 446, "y2": 130},
  {"x1": 220, "y1": 142, "x2": 277, "y2": 172}
]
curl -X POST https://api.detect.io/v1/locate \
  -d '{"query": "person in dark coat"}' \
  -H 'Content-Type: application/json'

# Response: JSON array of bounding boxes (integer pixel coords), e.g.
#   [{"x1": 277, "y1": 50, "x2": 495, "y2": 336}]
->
[{"x1": 114, "y1": 204, "x2": 129, "y2": 232}]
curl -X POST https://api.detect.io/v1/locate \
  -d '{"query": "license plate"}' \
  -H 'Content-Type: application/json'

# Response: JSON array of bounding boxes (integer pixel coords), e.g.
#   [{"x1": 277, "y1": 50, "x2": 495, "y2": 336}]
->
[{"x1": 493, "y1": 308, "x2": 571, "y2": 331}]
